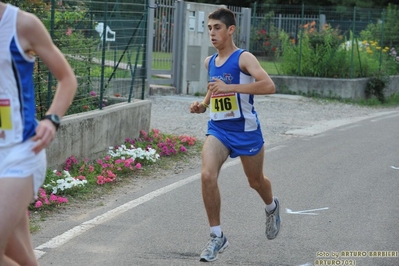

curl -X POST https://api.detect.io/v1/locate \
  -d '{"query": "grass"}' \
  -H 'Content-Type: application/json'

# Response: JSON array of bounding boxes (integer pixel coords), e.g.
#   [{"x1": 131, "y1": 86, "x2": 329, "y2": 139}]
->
[
  {"x1": 85, "y1": 49, "x2": 281, "y2": 73},
  {"x1": 259, "y1": 60, "x2": 281, "y2": 75}
]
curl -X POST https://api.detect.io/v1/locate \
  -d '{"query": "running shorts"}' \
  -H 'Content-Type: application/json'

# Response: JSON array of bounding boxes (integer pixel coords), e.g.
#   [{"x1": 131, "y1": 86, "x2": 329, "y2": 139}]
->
[
  {"x1": 0, "y1": 138, "x2": 46, "y2": 200},
  {"x1": 206, "y1": 120, "x2": 264, "y2": 158}
]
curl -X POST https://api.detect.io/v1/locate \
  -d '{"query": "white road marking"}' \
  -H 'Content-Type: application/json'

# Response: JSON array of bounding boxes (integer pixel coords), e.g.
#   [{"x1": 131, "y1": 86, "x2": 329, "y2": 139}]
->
[
  {"x1": 286, "y1": 207, "x2": 329, "y2": 215},
  {"x1": 370, "y1": 112, "x2": 399, "y2": 122},
  {"x1": 34, "y1": 142, "x2": 296, "y2": 259},
  {"x1": 338, "y1": 124, "x2": 361, "y2": 131},
  {"x1": 34, "y1": 159, "x2": 241, "y2": 259},
  {"x1": 286, "y1": 111, "x2": 399, "y2": 136},
  {"x1": 391, "y1": 166, "x2": 399, "y2": 170}
]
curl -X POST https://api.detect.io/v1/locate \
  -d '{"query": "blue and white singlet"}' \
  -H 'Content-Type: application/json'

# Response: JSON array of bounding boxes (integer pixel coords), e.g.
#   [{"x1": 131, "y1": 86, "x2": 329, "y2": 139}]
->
[
  {"x1": 208, "y1": 49, "x2": 260, "y2": 132},
  {"x1": 0, "y1": 4, "x2": 37, "y2": 148}
]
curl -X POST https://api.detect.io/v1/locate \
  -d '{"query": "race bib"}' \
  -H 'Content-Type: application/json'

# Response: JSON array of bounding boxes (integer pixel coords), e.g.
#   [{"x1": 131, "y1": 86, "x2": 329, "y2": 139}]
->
[
  {"x1": 210, "y1": 92, "x2": 241, "y2": 121},
  {"x1": 0, "y1": 98, "x2": 12, "y2": 130}
]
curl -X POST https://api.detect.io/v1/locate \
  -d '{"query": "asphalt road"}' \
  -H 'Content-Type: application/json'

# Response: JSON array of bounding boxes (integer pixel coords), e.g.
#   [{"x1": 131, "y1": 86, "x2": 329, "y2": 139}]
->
[{"x1": 34, "y1": 111, "x2": 399, "y2": 266}]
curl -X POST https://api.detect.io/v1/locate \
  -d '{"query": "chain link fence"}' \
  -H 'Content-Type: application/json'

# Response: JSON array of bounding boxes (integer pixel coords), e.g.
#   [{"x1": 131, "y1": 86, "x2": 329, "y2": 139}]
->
[
  {"x1": 9, "y1": 0, "x2": 148, "y2": 118},
  {"x1": 250, "y1": 3, "x2": 399, "y2": 78}
]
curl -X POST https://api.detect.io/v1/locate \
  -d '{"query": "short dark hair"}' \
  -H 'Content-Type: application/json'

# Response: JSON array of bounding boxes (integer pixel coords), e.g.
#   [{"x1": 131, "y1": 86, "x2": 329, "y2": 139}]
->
[{"x1": 208, "y1": 8, "x2": 236, "y2": 28}]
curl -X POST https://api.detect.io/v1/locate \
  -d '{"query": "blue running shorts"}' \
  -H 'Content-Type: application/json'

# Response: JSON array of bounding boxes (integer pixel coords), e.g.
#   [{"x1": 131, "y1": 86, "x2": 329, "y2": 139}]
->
[{"x1": 206, "y1": 121, "x2": 264, "y2": 158}]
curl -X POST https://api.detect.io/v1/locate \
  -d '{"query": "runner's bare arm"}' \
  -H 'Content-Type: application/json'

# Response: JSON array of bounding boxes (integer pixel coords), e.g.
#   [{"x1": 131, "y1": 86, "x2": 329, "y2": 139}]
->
[
  {"x1": 18, "y1": 11, "x2": 77, "y2": 116},
  {"x1": 17, "y1": 11, "x2": 77, "y2": 153}
]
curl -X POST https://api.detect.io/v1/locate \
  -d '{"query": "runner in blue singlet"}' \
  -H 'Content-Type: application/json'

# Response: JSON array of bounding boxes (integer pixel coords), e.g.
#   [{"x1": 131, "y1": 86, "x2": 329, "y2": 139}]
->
[{"x1": 190, "y1": 7, "x2": 281, "y2": 262}]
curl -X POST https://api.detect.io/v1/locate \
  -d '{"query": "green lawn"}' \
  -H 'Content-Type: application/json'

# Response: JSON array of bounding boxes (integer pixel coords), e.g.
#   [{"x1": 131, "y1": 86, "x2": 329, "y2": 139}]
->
[
  {"x1": 259, "y1": 60, "x2": 281, "y2": 75},
  {"x1": 70, "y1": 49, "x2": 282, "y2": 75}
]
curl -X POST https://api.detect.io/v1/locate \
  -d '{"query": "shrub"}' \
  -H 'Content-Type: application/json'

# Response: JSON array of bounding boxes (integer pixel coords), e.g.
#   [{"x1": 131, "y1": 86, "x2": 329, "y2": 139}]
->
[{"x1": 365, "y1": 71, "x2": 390, "y2": 103}]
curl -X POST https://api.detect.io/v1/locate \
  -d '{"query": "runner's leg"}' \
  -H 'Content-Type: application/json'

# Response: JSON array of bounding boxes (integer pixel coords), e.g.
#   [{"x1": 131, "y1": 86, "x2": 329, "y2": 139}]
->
[
  {"x1": 201, "y1": 136, "x2": 229, "y2": 226},
  {"x1": 240, "y1": 146, "x2": 274, "y2": 205},
  {"x1": 0, "y1": 177, "x2": 37, "y2": 266}
]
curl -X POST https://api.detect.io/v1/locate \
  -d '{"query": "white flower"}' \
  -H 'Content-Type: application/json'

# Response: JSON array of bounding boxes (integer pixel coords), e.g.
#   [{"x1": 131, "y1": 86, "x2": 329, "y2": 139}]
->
[
  {"x1": 45, "y1": 170, "x2": 88, "y2": 194},
  {"x1": 108, "y1": 145, "x2": 160, "y2": 162}
]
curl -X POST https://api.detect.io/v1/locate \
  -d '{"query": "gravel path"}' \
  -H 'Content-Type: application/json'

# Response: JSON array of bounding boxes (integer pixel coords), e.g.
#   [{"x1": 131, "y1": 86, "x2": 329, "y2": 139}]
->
[{"x1": 149, "y1": 94, "x2": 398, "y2": 146}]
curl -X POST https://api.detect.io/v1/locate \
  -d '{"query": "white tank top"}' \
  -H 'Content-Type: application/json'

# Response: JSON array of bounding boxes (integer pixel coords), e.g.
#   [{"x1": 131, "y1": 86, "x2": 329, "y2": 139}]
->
[{"x1": 0, "y1": 4, "x2": 37, "y2": 148}]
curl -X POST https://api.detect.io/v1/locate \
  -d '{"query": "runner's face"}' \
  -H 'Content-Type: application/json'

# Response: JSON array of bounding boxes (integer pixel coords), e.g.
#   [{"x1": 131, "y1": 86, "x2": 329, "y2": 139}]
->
[{"x1": 208, "y1": 19, "x2": 233, "y2": 49}]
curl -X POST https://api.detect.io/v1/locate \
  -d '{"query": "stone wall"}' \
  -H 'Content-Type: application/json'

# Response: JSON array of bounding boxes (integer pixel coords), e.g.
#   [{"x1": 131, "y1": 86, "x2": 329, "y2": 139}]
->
[
  {"x1": 271, "y1": 75, "x2": 399, "y2": 100},
  {"x1": 46, "y1": 100, "x2": 151, "y2": 169}
]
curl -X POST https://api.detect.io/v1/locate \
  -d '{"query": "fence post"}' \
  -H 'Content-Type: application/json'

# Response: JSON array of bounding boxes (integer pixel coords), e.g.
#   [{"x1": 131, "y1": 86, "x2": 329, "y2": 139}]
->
[
  {"x1": 240, "y1": 8, "x2": 251, "y2": 51},
  {"x1": 319, "y1": 14, "x2": 326, "y2": 31},
  {"x1": 141, "y1": 0, "x2": 149, "y2": 100},
  {"x1": 250, "y1": 2, "x2": 258, "y2": 52},
  {"x1": 379, "y1": 9, "x2": 386, "y2": 71},
  {"x1": 172, "y1": 0, "x2": 184, "y2": 94},
  {"x1": 146, "y1": 0, "x2": 155, "y2": 95},
  {"x1": 47, "y1": 0, "x2": 56, "y2": 110},
  {"x1": 350, "y1": 6, "x2": 356, "y2": 79},
  {"x1": 99, "y1": 0, "x2": 108, "y2": 110},
  {"x1": 297, "y1": 3, "x2": 305, "y2": 76}
]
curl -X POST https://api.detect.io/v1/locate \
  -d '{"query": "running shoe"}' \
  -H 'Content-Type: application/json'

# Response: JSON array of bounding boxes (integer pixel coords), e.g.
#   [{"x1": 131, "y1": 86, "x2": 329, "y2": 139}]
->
[
  {"x1": 199, "y1": 232, "x2": 229, "y2": 262},
  {"x1": 266, "y1": 197, "x2": 281, "y2": 240}
]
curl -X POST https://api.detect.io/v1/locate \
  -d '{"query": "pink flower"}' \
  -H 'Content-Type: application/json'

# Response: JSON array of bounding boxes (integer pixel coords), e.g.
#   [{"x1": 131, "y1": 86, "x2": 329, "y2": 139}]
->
[
  {"x1": 90, "y1": 91, "x2": 97, "y2": 97},
  {"x1": 107, "y1": 170, "x2": 116, "y2": 179},
  {"x1": 50, "y1": 194, "x2": 58, "y2": 201},
  {"x1": 97, "y1": 175, "x2": 105, "y2": 185},
  {"x1": 89, "y1": 165, "x2": 94, "y2": 172},
  {"x1": 35, "y1": 201, "x2": 43, "y2": 208},
  {"x1": 39, "y1": 188, "x2": 47, "y2": 198},
  {"x1": 97, "y1": 159, "x2": 103, "y2": 164},
  {"x1": 57, "y1": 197, "x2": 68, "y2": 204},
  {"x1": 77, "y1": 175, "x2": 86, "y2": 180},
  {"x1": 105, "y1": 155, "x2": 110, "y2": 161},
  {"x1": 66, "y1": 27, "x2": 72, "y2": 36},
  {"x1": 135, "y1": 163, "x2": 142, "y2": 169}
]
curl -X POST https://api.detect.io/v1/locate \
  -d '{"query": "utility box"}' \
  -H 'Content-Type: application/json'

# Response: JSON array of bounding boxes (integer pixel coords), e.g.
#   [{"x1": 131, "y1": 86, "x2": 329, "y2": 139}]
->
[{"x1": 186, "y1": 46, "x2": 201, "y2": 81}]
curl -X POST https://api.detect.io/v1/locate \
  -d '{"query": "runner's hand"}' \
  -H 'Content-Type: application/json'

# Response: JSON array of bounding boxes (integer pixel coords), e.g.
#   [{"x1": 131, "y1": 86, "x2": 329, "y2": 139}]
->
[
  {"x1": 31, "y1": 120, "x2": 56, "y2": 154},
  {"x1": 208, "y1": 78, "x2": 227, "y2": 94},
  {"x1": 190, "y1": 101, "x2": 206, "y2": 114}
]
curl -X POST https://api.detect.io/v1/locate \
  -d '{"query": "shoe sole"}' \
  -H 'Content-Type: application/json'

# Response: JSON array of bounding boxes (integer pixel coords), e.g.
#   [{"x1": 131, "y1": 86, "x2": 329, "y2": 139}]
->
[{"x1": 199, "y1": 240, "x2": 230, "y2": 262}]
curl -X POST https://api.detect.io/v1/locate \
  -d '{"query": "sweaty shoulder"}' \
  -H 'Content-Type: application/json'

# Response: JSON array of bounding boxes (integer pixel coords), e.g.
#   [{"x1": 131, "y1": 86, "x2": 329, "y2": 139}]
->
[
  {"x1": 239, "y1": 51, "x2": 261, "y2": 74},
  {"x1": 204, "y1": 55, "x2": 212, "y2": 70},
  {"x1": 16, "y1": 10, "x2": 44, "y2": 53}
]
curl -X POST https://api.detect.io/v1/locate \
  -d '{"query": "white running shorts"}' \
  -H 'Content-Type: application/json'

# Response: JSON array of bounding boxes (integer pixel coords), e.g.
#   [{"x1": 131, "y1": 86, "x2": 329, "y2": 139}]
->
[{"x1": 0, "y1": 139, "x2": 46, "y2": 200}]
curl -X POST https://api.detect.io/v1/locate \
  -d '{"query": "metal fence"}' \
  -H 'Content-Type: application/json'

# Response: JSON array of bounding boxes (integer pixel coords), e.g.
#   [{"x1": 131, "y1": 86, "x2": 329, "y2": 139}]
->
[
  {"x1": 249, "y1": 3, "x2": 399, "y2": 78},
  {"x1": 250, "y1": 3, "x2": 387, "y2": 55},
  {"x1": 9, "y1": 0, "x2": 148, "y2": 117},
  {"x1": 10, "y1": 0, "x2": 399, "y2": 109}
]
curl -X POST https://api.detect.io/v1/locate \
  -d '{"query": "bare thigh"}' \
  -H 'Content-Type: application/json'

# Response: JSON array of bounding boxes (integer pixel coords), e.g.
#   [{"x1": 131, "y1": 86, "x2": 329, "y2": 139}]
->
[
  {"x1": 6, "y1": 211, "x2": 38, "y2": 266},
  {"x1": 202, "y1": 135, "x2": 230, "y2": 177},
  {"x1": 240, "y1": 145, "x2": 265, "y2": 180},
  {"x1": 0, "y1": 177, "x2": 35, "y2": 261}
]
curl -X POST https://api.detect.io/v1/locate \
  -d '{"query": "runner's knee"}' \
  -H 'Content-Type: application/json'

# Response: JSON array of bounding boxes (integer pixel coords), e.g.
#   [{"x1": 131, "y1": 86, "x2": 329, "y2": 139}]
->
[{"x1": 201, "y1": 169, "x2": 218, "y2": 186}]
